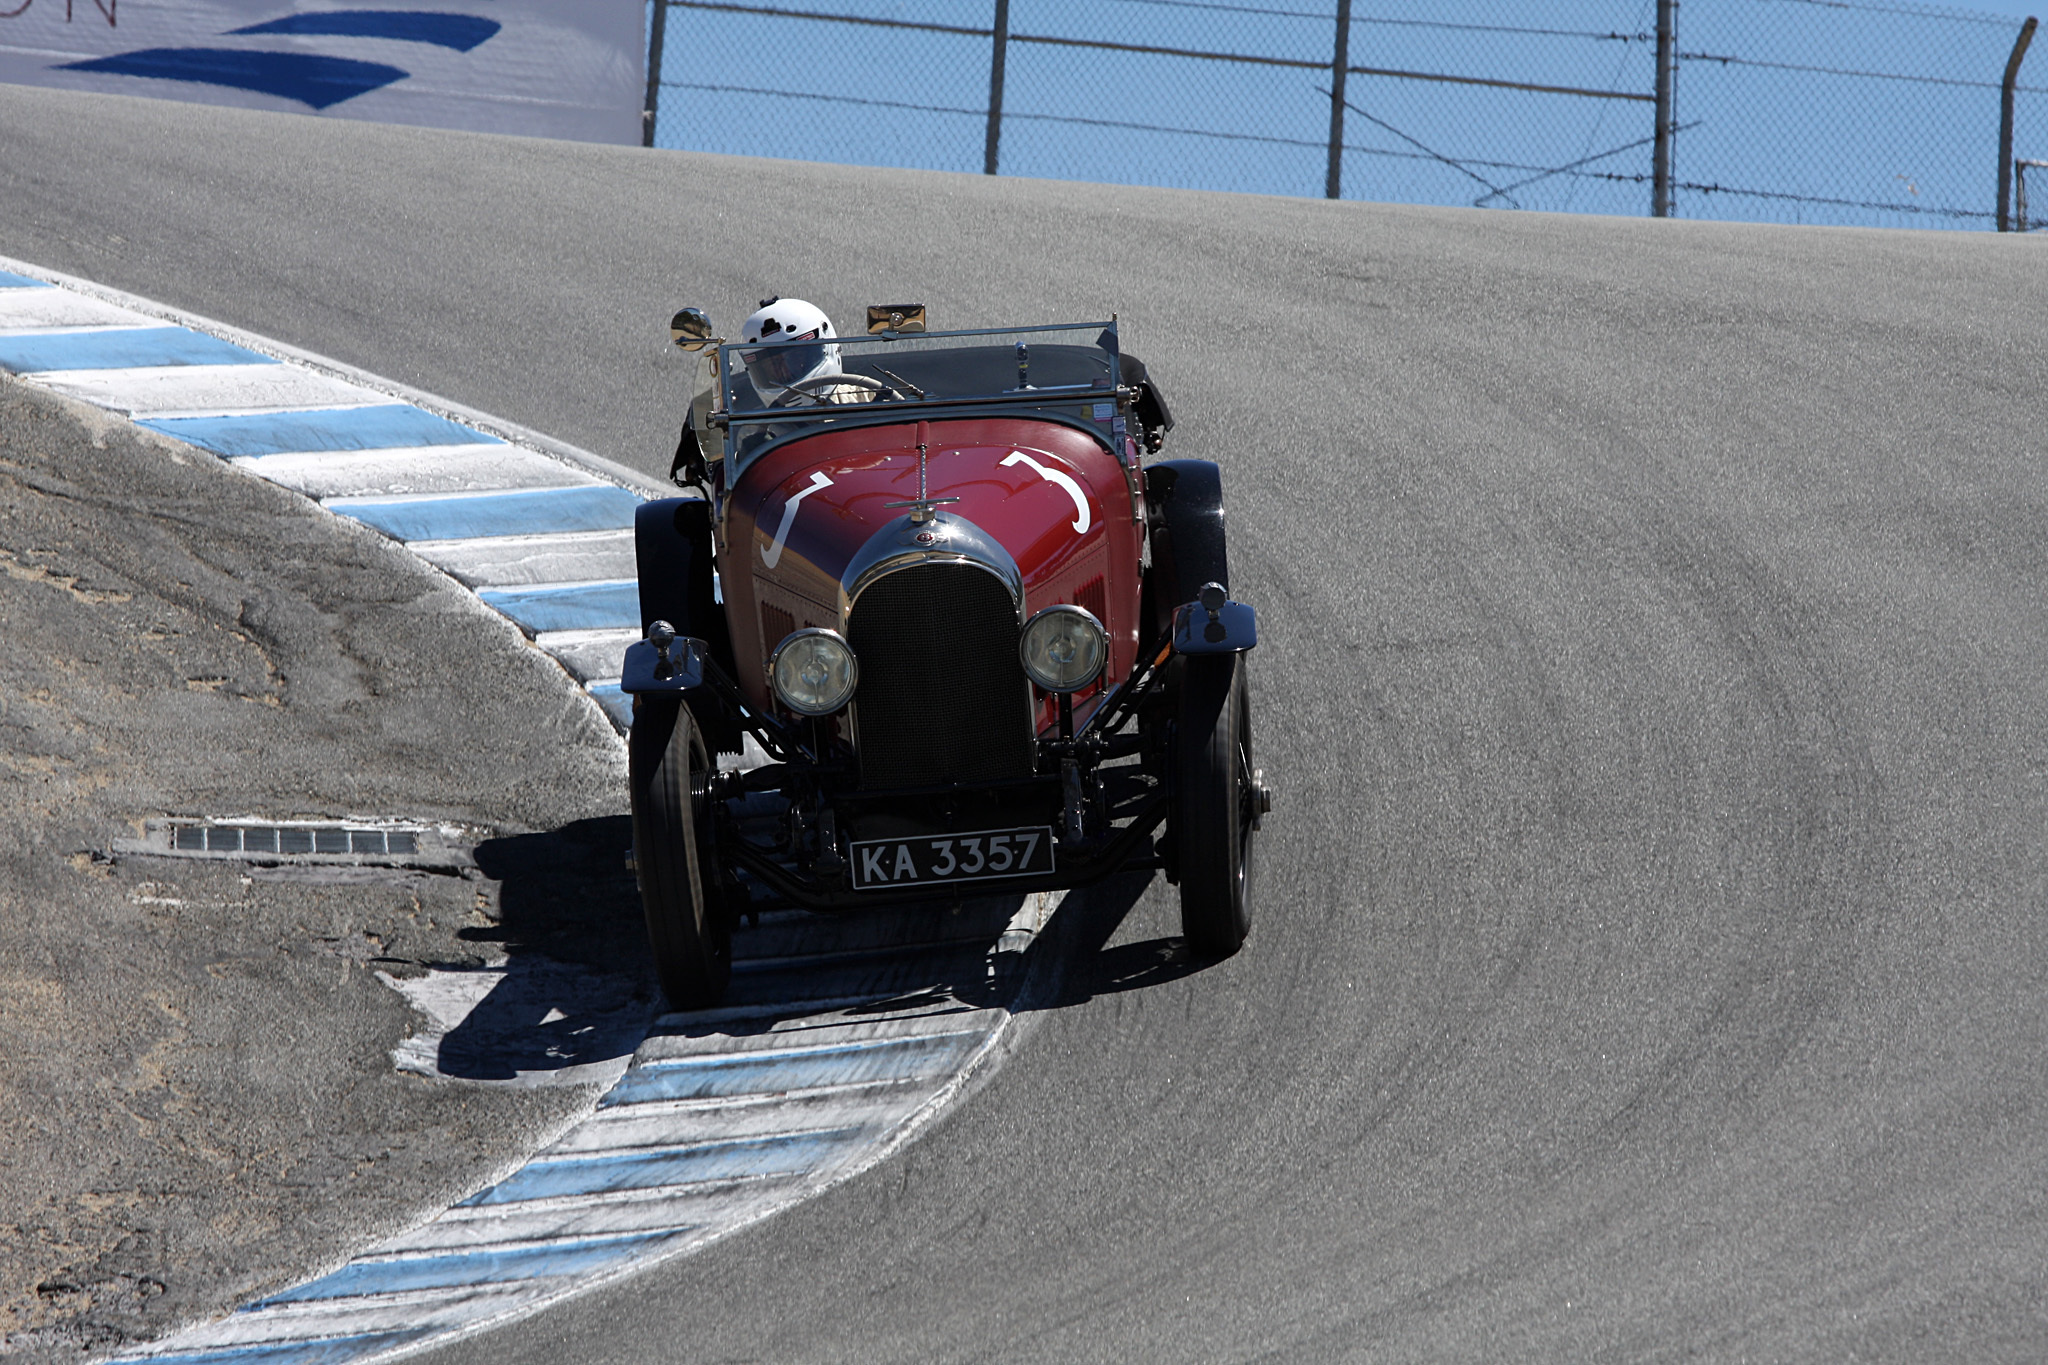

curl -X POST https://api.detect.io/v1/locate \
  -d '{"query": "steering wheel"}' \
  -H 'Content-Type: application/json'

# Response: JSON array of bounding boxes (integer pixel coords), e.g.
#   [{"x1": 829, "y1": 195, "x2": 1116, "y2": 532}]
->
[{"x1": 774, "y1": 372, "x2": 901, "y2": 405}]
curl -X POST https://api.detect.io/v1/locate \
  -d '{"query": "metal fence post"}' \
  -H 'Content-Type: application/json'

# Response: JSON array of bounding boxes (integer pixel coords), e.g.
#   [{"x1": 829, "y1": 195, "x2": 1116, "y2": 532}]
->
[
  {"x1": 643, "y1": 0, "x2": 669, "y2": 148},
  {"x1": 1998, "y1": 16, "x2": 2037, "y2": 230},
  {"x1": 1325, "y1": 0, "x2": 1351, "y2": 199},
  {"x1": 1652, "y1": 0, "x2": 1676, "y2": 216},
  {"x1": 985, "y1": 0, "x2": 1010, "y2": 175}
]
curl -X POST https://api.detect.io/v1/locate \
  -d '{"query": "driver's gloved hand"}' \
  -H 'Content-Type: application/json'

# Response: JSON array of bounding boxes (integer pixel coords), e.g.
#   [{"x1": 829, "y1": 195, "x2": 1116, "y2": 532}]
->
[{"x1": 670, "y1": 426, "x2": 709, "y2": 488}]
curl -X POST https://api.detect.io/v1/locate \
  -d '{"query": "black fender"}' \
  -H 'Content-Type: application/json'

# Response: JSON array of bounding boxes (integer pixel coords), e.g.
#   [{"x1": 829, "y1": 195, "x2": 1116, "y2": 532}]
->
[
  {"x1": 634, "y1": 499, "x2": 726, "y2": 653},
  {"x1": 635, "y1": 498, "x2": 740, "y2": 752},
  {"x1": 1142, "y1": 460, "x2": 1229, "y2": 644}
]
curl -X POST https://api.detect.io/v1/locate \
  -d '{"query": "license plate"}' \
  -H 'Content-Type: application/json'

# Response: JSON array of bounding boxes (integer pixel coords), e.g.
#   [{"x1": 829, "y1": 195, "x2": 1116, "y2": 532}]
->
[{"x1": 850, "y1": 825, "x2": 1055, "y2": 891}]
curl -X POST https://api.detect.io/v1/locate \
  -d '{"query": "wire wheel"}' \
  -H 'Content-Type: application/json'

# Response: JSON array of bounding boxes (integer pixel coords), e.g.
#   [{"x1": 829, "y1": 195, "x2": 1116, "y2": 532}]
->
[
  {"x1": 1173, "y1": 653, "x2": 1256, "y2": 957},
  {"x1": 629, "y1": 696, "x2": 731, "y2": 1010}
]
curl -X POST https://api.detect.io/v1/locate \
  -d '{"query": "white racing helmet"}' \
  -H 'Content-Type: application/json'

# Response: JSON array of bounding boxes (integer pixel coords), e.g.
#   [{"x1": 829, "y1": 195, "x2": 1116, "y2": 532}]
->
[{"x1": 739, "y1": 297, "x2": 840, "y2": 403}]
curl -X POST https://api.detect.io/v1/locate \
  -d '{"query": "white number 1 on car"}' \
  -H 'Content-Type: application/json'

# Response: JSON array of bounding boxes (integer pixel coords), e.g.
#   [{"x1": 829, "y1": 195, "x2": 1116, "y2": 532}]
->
[{"x1": 851, "y1": 826, "x2": 1053, "y2": 889}]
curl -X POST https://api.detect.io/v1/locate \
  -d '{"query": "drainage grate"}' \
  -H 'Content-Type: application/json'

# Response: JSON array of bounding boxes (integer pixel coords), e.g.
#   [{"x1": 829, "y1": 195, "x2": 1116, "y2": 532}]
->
[
  {"x1": 170, "y1": 824, "x2": 420, "y2": 856},
  {"x1": 120, "y1": 819, "x2": 464, "y2": 869}
]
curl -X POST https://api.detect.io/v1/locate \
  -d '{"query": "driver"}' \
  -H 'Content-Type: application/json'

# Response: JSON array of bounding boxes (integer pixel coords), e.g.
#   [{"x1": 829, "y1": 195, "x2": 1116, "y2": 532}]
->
[
  {"x1": 669, "y1": 296, "x2": 868, "y2": 489},
  {"x1": 735, "y1": 297, "x2": 868, "y2": 408}
]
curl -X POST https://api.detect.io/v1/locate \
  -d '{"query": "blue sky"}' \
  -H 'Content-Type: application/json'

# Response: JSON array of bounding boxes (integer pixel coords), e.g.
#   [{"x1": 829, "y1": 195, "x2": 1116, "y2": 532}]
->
[
  {"x1": 650, "y1": 0, "x2": 2048, "y2": 228},
  {"x1": 1961, "y1": 1, "x2": 2040, "y2": 19}
]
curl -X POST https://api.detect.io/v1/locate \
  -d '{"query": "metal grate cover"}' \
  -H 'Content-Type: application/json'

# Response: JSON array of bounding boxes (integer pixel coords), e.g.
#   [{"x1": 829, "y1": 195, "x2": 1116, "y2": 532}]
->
[
  {"x1": 120, "y1": 819, "x2": 461, "y2": 868},
  {"x1": 171, "y1": 824, "x2": 419, "y2": 856}
]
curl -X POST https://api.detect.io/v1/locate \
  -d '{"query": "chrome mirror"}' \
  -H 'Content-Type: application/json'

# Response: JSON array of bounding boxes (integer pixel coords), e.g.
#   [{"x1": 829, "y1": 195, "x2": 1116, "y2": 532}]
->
[
  {"x1": 865, "y1": 303, "x2": 927, "y2": 335},
  {"x1": 670, "y1": 307, "x2": 714, "y2": 350}
]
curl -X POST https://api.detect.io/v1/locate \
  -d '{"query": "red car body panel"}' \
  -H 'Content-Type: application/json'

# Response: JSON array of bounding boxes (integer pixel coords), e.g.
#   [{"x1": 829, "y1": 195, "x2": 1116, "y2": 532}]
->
[{"x1": 720, "y1": 416, "x2": 1144, "y2": 730}]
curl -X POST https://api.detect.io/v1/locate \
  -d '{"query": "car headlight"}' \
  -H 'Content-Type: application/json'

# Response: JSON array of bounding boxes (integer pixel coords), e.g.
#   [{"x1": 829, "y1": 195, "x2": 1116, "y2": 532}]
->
[
  {"x1": 1019, "y1": 604, "x2": 1107, "y2": 693},
  {"x1": 770, "y1": 628, "x2": 859, "y2": 716}
]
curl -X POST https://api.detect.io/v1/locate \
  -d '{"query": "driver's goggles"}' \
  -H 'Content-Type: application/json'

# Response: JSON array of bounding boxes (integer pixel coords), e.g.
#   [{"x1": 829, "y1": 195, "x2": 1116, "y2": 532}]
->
[{"x1": 743, "y1": 330, "x2": 824, "y2": 387}]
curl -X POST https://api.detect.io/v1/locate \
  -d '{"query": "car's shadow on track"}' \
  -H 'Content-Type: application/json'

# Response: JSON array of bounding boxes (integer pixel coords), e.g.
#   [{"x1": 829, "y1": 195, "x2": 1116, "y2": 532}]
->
[
  {"x1": 421, "y1": 824, "x2": 1210, "y2": 1079},
  {"x1": 1017, "y1": 871, "x2": 1207, "y2": 1010},
  {"x1": 427, "y1": 816, "x2": 658, "y2": 1082}
]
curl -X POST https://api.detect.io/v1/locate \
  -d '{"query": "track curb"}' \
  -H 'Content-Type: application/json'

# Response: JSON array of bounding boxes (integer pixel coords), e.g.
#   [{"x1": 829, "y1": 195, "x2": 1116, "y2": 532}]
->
[{"x1": 0, "y1": 254, "x2": 671, "y2": 500}]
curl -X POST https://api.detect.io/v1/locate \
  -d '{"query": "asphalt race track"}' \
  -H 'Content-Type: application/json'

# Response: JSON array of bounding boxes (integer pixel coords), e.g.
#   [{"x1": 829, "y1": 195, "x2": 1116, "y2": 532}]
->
[{"x1": 6, "y1": 81, "x2": 2048, "y2": 1362}]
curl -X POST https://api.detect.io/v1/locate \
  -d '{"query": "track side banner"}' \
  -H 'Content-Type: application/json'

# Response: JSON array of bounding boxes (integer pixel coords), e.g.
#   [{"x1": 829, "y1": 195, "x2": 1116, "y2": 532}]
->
[{"x1": 0, "y1": 1, "x2": 646, "y2": 144}]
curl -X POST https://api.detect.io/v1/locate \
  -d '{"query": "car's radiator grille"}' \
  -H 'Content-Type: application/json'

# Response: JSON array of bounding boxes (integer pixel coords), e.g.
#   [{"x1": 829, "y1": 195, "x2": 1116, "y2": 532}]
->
[{"x1": 849, "y1": 563, "x2": 1033, "y2": 790}]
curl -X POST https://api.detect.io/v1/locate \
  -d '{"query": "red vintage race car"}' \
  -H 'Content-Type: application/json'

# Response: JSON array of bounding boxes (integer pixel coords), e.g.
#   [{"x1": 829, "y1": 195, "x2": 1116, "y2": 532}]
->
[{"x1": 620, "y1": 305, "x2": 1271, "y2": 1009}]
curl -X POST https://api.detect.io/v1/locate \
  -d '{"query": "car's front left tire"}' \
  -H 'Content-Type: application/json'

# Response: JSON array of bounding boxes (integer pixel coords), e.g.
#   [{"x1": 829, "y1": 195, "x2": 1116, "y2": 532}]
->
[{"x1": 629, "y1": 695, "x2": 732, "y2": 1010}]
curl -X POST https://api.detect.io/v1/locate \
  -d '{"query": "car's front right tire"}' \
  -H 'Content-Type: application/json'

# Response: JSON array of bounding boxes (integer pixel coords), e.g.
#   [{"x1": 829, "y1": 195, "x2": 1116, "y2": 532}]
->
[
  {"x1": 629, "y1": 695, "x2": 731, "y2": 1010},
  {"x1": 1173, "y1": 652, "x2": 1256, "y2": 958}
]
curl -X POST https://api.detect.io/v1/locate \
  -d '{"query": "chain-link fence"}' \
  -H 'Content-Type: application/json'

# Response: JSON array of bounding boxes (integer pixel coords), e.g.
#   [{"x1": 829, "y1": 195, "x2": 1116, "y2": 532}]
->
[
  {"x1": 644, "y1": 0, "x2": 2048, "y2": 230},
  {"x1": 2020, "y1": 156, "x2": 2048, "y2": 223},
  {"x1": 1679, "y1": 0, "x2": 2042, "y2": 227}
]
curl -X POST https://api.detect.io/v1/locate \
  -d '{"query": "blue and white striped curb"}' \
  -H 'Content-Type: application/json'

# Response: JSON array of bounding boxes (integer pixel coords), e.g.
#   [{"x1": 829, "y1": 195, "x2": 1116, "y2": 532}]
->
[
  {"x1": 108, "y1": 891, "x2": 1058, "y2": 1365},
  {"x1": 0, "y1": 257, "x2": 664, "y2": 732}
]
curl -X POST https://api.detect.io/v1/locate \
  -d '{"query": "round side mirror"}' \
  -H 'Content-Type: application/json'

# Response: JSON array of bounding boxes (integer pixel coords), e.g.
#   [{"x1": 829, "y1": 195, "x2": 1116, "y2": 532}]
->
[{"x1": 670, "y1": 307, "x2": 713, "y2": 350}]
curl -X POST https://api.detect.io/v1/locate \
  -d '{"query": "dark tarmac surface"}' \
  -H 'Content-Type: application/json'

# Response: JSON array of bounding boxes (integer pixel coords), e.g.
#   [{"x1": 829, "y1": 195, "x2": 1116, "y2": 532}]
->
[
  {"x1": 4, "y1": 81, "x2": 2048, "y2": 1362},
  {"x1": 0, "y1": 380, "x2": 641, "y2": 1362}
]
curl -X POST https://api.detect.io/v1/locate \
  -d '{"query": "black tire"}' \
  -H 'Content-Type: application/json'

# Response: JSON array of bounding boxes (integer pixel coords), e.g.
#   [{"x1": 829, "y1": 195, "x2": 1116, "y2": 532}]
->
[
  {"x1": 628, "y1": 696, "x2": 731, "y2": 1009},
  {"x1": 1174, "y1": 653, "x2": 1256, "y2": 958}
]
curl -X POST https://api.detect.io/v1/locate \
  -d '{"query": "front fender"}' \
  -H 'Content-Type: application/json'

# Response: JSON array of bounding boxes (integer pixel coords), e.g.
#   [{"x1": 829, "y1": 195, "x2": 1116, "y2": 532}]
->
[
  {"x1": 634, "y1": 497, "x2": 739, "y2": 752},
  {"x1": 1142, "y1": 459, "x2": 1229, "y2": 643},
  {"x1": 635, "y1": 497, "x2": 734, "y2": 676}
]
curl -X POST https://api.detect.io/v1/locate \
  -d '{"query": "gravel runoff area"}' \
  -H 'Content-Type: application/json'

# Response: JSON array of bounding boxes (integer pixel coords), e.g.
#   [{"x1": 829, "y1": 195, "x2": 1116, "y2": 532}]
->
[{"x1": 0, "y1": 376, "x2": 648, "y2": 1364}]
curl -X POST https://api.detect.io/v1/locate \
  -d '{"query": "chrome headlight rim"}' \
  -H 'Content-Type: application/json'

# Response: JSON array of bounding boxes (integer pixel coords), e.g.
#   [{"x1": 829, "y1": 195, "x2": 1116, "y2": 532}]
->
[
  {"x1": 1018, "y1": 603, "x2": 1108, "y2": 694},
  {"x1": 769, "y1": 627, "x2": 859, "y2": 717}
]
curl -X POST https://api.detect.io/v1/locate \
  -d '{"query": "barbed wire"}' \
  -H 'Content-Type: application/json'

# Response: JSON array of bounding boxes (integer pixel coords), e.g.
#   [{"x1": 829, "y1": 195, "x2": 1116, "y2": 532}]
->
[
  {"x1": 1746, "y1": 0, "x2": 2021, "y2": 27},
  {"x1": 1329, "y1": 89, "x2": 1521, "y2": 203},
  {"x1": 1480, "y1": 122, "x2": 1699, "y2": 206},
  {"x1": 1679, "y1": 48, "x2": 2012, "y2": 88},
  {"x1": 1348, "y1": 16, "x2": 1650, "y2": 42},
  {"x1": 667, "y1": 0, "x2": 988, "y2": 35},
  {"x1": 664, "y1": 80, "x2": 985, "y2": 119},
  {"x1": 1560, "y1": 0, "x2": 1656, "y2": 212},
  {"x1": 734, "y1": 0, "x2": 1656, "y2": 43},
  {"x1": 1674, "y1": 179, "x2": 1996, "y2": 219},
  {"x1": 1091, "y1": 0, "x2": 1338, "y2": 23}
]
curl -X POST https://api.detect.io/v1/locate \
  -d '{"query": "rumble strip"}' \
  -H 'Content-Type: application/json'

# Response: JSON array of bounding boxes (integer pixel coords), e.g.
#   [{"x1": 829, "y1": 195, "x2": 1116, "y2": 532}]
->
[
  {"x1": 0, "y1": 258, "x2": 659, "y2": 732},
  {"x1": 0, "y1": 259, "x2": 1063, "y2": 1365},
  {"x1": 103, "y1": 891, "x2": 1059, "y2": 1365}
]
